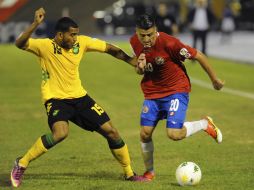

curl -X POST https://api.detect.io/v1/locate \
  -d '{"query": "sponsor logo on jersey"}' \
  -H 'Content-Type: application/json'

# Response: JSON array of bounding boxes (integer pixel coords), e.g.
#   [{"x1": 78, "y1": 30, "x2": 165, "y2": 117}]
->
[
  {"x1": 180, "y1": 48, "x2": 191, "y2": 58},
  {"x1": 142, "y1": 105, "x2": 149, "y2": 113},
  {"x1": 155, "y1": 56, "x2": 165, "y2": 65}
]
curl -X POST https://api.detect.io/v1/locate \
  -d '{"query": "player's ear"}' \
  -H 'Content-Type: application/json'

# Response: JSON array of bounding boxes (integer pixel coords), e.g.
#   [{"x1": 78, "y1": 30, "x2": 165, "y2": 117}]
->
[{"x1": 56, "y1": 31, "x2": 63, "y2": 40}]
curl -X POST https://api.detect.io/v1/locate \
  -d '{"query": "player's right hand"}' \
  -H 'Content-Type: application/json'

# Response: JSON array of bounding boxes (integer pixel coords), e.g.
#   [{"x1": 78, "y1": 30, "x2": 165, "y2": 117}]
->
[
  {"x1": 34, "y1": 7, "x2": 45, "y2": 25},
  {"x1": 137, "y1": 53, "x2": 146, "y2": 72},
  {"x1": 212, "y1": 78, "x2": 225, "y2": 90}
]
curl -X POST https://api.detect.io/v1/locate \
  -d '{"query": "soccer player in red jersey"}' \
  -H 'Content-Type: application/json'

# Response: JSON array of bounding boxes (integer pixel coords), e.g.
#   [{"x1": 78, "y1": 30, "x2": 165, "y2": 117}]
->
[{"x1": 130, "y1": 14, "x2": 225, "y2": 181}]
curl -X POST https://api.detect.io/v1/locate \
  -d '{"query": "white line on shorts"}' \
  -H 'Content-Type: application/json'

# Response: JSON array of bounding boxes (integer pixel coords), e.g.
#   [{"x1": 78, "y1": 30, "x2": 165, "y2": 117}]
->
[{"x1": 191, "y1": 78, "x2": 254, "y2": 100}]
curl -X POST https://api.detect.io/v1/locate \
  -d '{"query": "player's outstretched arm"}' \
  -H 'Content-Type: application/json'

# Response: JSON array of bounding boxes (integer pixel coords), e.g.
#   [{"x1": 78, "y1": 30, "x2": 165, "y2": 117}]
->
[
  {"x1": 194, "y1": 51, "x2": 225, "y2": 90},
  {"x1": 105, "y1": 43, "x2": 137, "y2": 67},
  {"x1": 15, "y1": 7, "x2": 45, "y2": 49}
]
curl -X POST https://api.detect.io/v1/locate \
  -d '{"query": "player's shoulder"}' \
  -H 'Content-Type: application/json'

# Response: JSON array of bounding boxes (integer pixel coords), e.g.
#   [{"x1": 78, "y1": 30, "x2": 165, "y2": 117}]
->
[
  {"x1": 159, "y1": 32, "x2": 178, "y2": 42},
  {"x1": 130, "y1": 33, "x2": 137, "y2": 39},
  {"x1": 77, "y1": 35, "x2": 90, "y2": 42},
  {"x1": 158, "y1": 32, "x2": 180, "y2": 47},
  {"x1": 78, "y1": 35, "x2": 89, "y2": 39},
  {"x1": 28, "y1": 38, "x2": 52, "y2": 48},
  {"x1": 78, "y1": 35, "x2": 105, "y2": 44},
  {"x1": 29, "y1": 38, "x2": 50, "y2": 43},
  {"x1": 130, "y1": 34, "x2": 139, "y2": 45}
]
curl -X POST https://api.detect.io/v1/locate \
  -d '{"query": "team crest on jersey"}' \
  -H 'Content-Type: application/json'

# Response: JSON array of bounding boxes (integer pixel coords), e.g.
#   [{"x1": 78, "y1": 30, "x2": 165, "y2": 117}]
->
[
  {"x1": 72, "y1": 43, "x2": 80, "y2": 54},
  {"x1": 180, "y1": 48, "x2": 191, "y2": 58},
  {"x1": 53, "y1": 110, "x2": 60, "y2": 116},
  {"x1": 155, "y1": 56, "x2": 165, "y2": 65},
  {"x1": 142, "y1": 105, "x2": 149, "y2": 113}
]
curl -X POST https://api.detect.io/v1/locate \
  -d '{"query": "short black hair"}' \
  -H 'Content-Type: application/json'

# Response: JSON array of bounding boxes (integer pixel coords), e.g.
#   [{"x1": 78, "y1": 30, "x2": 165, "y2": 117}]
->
[
  {"x1": 55, "y1": 17, "x2": 78, "y2": 32},
  {"x1": 136, "y1": 14, "x2": 155, "y2": 30}
]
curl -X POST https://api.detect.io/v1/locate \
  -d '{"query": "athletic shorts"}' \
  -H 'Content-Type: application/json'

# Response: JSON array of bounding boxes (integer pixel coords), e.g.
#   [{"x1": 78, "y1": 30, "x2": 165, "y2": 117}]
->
[
  {"x1": 44, "y1": 95, "x2": 110, "y2": 131},
  {"x1": 140, "y1": 93, "x2": 189, "y2": 129}
]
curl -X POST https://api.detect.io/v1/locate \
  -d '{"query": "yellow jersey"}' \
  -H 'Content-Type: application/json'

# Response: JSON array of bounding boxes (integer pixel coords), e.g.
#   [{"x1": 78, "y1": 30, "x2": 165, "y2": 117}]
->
[{"x1": 26, "y1": 35, "x2": 106, "y2": 103}]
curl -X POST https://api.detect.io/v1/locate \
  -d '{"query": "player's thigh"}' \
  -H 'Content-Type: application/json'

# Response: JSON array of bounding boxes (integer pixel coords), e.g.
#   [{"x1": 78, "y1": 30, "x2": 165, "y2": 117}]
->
[
  {"x1": 44, "y1": 99, "x2": 75, "y2": 129},
  {"x1": 71, "y1": 95, "x2": 110, "y2": 132},
  {"x1": 140, "y1": 99, "x2": 160, "y2": 127},
  {"x1": 166, "y1": 93, "x2": 189, "y2": 129}
]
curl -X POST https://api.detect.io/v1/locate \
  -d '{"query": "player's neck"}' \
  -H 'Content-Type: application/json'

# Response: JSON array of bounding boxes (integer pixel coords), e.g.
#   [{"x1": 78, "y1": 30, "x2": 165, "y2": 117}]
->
[{"x1": 53, "y1": 38, "x2": 62, "y2": 48}]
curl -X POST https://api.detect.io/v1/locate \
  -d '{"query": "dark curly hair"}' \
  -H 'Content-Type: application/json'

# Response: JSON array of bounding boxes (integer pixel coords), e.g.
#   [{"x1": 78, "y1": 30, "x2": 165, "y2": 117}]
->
[
  {"x1": 55, "y1": 17, "x2": 78, "y2": 32},
  {"x1": 136, "y1": 14, "x2": 155, "y2": 30}
]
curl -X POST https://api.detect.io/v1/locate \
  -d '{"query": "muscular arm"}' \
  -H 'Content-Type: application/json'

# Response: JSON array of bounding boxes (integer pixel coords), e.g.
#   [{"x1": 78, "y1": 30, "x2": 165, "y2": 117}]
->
[
  {"x1": 105, "y1": 43, "x2": 137, "y2": 67},
  {"x1": 194, "y1": 51, "x2": 224, "y2": 90},
  {"x1": 15, "y1": 22, "x2": 39, "y2": 49},
  {"x1": 15, "y1": 7, "x2": 45, "y2": 49}
]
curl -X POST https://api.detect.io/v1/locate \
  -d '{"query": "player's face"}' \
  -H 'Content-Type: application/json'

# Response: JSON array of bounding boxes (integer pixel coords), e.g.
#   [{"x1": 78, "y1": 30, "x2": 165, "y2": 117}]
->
[
  {"x1": 60, "y1": 27, "x2": 79, "y2": 49},
  {"x1": 136, "y1": 26, "x2": 157, "y2": 48}
]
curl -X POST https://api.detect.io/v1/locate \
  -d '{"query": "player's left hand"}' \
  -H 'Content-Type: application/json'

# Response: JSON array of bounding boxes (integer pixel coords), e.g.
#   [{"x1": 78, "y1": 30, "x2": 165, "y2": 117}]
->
[{"x1": 212, "y1": 78, "x2": 225, "y2": 90}]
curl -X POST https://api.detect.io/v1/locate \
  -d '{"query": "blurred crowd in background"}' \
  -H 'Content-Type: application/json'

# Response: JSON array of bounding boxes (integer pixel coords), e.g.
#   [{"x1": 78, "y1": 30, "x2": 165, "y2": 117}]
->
[
  {"x1": 0, "y1": 0, "x2": 253, "y2": 44},
  {"x1": 93, "y1": 0, "x2": 244, "y2": 36}
]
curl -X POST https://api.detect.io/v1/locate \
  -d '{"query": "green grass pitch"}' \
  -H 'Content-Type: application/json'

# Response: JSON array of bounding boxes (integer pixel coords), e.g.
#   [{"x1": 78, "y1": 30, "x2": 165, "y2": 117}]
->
[{"x1": 0, "y1": 42, "x2": 254, "y2": 190}]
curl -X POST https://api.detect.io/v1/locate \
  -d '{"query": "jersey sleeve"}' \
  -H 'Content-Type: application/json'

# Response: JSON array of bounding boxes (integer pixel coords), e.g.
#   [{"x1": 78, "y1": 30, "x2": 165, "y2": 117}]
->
[
  {"x1": 25, "y1": 38, "x2": 45, "y2": 56},
  {"x1": 168, "y1": 38, "x2": 197, "y2": 62},
  {"x1": 81, "y1": 36, "x2": 106, "y2": 52}
]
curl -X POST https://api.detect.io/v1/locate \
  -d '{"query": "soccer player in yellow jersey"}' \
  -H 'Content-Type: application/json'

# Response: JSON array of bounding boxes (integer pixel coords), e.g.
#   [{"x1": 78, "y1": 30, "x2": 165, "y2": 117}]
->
[{"x1": 10, "y1": 7, "x2": 147, "y2": 187}]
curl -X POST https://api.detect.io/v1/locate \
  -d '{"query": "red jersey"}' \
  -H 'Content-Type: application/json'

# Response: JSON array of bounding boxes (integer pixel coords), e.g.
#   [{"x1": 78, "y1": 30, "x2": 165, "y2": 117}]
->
[{"x1": 130, "y1": 32, "x2": 197, "y2": 99}]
